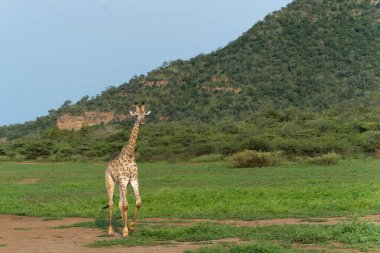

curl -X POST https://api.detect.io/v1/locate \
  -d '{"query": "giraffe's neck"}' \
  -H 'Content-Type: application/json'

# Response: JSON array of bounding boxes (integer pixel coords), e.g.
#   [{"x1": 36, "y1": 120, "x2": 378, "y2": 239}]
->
[{"x1": 120, "y1": 119, "x2": 140, "y2": 160}]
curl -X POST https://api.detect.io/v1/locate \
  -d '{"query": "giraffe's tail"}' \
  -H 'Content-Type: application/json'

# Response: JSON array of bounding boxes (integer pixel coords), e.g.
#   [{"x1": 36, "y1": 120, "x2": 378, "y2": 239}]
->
[{"x1": 102, "y1": 196, "x2": 115, "y2": 209}]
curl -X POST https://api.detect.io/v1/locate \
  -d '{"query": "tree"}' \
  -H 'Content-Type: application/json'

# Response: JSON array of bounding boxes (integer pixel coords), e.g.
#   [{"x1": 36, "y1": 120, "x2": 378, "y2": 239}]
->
[{"x1": 365, "y1": 131, "x2": 380, "y2": 153}]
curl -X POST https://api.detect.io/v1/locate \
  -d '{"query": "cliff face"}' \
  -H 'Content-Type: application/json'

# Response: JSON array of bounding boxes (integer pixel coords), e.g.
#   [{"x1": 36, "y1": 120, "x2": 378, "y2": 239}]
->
[
  {"x1": 56, "y1": 111, "x2": 126, "y2": 130},
  {"x1": 139, "y1": 79, "x2": 169, "y2": 87}
]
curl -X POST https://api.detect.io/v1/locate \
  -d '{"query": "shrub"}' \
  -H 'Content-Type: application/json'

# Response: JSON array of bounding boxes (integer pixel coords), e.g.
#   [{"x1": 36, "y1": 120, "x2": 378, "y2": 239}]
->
[
  {"x1": 364, "y1": 131, "x2": 380, "y2": 152},
  {"x1": 188, "y1": 143, "x2": 216, "y2": 156},
  {"x1": 274, "y1": 137, "x2": 350, "y2": 156},
  {"x1": 229, "y1": 150, "x2": 282, "y2": 168},
  {"x1": 0, "y1": 147, "x2": 5, "y2": 156},
  {"x1": 360, "y1": 122, "x2": 380, "y2": 132},
  {"x1": 242, "y1": 136, "x2": 272, "y2": 151},
  {"x1": 23, "y1": 142, "x2": 52, "y2": 160},
  {"x1": 303, "y1": 152, "x2": 342, "y2": 166}
]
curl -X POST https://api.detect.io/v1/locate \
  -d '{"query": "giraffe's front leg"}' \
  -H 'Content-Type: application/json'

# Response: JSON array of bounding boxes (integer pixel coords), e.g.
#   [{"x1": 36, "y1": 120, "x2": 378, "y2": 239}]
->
[
  {"x1": 130, "y1": 179, "x2": 142, "y2": 232},
  {"x1": 105, "y1": 170, "x2": 115, "y2": 236},
  {"x1": 120, "y1": 184, "x2": 129, "y2": 237}
]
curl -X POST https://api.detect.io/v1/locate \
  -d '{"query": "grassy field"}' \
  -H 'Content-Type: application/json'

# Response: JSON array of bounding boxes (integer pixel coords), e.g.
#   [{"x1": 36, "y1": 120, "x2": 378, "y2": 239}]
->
[{"x1": 2, "y1": 159, "x2": 380, "y2": 252}]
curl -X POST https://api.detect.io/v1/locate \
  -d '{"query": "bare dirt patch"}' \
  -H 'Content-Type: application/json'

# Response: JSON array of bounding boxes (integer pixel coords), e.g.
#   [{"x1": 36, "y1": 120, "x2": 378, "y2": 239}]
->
[
  {"x1": 1, "y1": 214, "x2": 380, "y2": 253},
  {"x1": 0, "y1": 215, "x2": 210, "y2": 253}
]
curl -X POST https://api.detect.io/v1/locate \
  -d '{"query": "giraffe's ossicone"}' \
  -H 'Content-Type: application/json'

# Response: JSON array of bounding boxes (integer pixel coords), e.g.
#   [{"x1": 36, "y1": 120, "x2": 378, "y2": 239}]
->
[{"x1": 104, "y1": 103, "x2": 151, "y2": 238}]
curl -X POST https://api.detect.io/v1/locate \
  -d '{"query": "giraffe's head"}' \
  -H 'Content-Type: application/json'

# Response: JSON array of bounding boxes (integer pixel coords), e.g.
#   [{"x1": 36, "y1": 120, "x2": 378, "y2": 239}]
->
[{"x1": 129, "y1": 102, "x2": 151, "y2": 124}]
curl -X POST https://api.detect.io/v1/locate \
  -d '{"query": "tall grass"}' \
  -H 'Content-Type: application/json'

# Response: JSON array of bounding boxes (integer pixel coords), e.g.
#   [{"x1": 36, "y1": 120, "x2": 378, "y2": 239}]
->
[
  {"x1": 229, "y1": 150, "x2": 282, "y2": 168},
  {"x1": 301, "y1": 152, "x2": 342, "y2": 165}
]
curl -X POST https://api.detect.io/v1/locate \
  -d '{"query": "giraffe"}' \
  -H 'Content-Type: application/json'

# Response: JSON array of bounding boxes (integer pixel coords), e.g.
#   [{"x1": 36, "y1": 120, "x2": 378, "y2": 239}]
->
[{"x1": 104, "y1": 102, "x2": 151, "y2": 237}]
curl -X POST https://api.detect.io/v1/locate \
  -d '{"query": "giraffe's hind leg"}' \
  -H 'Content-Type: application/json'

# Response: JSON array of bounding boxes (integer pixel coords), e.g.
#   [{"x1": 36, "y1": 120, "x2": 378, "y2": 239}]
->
[
  {"x1": 118, "y1": 188, "x2": 123, "y2": 220},
  {"x1": 120, "y1": 183, "x2": 129, "y2": 237},
  {"x1": 105, "y1": 170, "x2": 115, "y2": 236},
  {"x1": 130, "y1": 178, "x2": 142, "y2": 232}
]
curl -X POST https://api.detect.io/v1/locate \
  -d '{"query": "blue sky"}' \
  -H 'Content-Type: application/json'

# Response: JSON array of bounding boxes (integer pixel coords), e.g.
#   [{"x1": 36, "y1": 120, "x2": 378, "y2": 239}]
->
[{"x1": 0, "y1": 0, "x2": 292, "y2": 126}]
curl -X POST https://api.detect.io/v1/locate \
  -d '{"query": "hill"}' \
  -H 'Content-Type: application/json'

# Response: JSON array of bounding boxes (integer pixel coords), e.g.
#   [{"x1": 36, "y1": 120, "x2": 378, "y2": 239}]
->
[
  {"x1": 0, "y1": 0, "x2": 379, "y2": 161},
  {"x1": 61, "y1": 0, "x2": 380, "y2": 119}
]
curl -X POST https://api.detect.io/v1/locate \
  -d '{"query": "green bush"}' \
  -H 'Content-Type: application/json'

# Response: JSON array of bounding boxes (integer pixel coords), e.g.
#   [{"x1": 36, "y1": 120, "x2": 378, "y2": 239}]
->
[
  {"x1": 274, "y1": 137, "x2": 351, "y2": 156},
  {"x1": 229, "y1": 150, "x2": 282, "y2": 168},
  {"x1": 188, "y1": 143, "x2": 216, "y2": 156},
  {"x1": 0, "y1": 147, "x2": 6, "y2": 156},
  {"x1": 360, "y1": 122, "x2": 380, "y2": 132},
  {"x1": 364, "y1": 131, "x2": 380, "y2": 152},
  {"x1": 242, "y1": 136, "x2": 272, "y2": 151},
  {"x1": 23, "y1": 142, "x2": 52, "y2": 160},
  {"x1": 303, "y1": 152, "x2": 342, "y2": 166}
]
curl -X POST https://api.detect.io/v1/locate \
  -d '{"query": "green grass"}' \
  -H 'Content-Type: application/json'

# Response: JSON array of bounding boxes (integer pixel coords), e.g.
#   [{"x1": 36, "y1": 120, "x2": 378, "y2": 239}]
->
[
  {"x1": 2, "y1": 159, "x2": 380, "y2": 251},
  {"x1": 1, "y1": 159, "x2": 380, "y2": 219},
  {"x1": 0, "y1": 236, "x2": 5, "y2": 248},
  {"x1": 298, "y1": 218, "x2": 328, "y2": 223},
  {"x1": 42, "y1": 217, "x2": 63, "y2": 221},
  {"x1": 81, "y1": 220, "x2": 380, "y2": 251},
  {"x1": 14, "y1": 227, "x2": 31, "y2": 230},
  {"x1": 185, "y1": 242, "x2": 310, "y2": 253},
  {"x1": 189, "y1": 154, "x2": 224, "y2": 163}
]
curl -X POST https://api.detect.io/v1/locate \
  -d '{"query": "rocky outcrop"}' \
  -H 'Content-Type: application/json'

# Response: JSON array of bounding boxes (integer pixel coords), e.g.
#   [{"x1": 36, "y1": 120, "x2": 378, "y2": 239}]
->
[
  {"x1": 57, "y1": 111, "x2": 126, "y2": 130},
  {"x1": 201, "y1": 75, "x2": 241, "y2": 94},
  {"x1": 202, "y1": 86, "x2": 241, "y2": 94},
  {"x1": 139, "y1": 80, "x2": 169, "y2": 87},
  {"x1": 211, "y1": 75, "x2": 229, "y2": 83}
]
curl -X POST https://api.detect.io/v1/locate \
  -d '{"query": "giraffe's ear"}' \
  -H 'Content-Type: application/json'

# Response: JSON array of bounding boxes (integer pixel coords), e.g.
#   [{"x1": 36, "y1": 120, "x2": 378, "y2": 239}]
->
[
  {"x1": 145, "y1": 111, "x2": 151, "y2": 115},
  {"x1": 129, "y1": 111, "x2": 137, "y2": 116}
]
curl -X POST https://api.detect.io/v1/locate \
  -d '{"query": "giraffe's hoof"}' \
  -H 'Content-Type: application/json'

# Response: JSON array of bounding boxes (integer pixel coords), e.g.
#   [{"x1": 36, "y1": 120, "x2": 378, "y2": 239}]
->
[
  {"x1": 123, "y1": 227, "x2": 129, "y2": 238},
  {"x1": 108, "y1": 226, "x2": 114, "y2": 236}
]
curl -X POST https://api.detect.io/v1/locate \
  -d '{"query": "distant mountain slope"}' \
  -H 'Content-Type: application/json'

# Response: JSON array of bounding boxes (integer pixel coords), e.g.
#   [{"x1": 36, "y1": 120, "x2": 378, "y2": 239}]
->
[
  {"x1": 1, "y1": 0, "x2": 379, "y2": 161},
  {"x1": 58, "y1": 0, "x2": 379, "y2": 122}
]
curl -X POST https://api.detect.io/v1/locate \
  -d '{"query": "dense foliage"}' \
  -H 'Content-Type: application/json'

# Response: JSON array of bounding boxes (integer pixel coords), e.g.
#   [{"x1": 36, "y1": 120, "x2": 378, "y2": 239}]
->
[{"x1": 0, "y1": 0, "x2": 379, "y2": 161}]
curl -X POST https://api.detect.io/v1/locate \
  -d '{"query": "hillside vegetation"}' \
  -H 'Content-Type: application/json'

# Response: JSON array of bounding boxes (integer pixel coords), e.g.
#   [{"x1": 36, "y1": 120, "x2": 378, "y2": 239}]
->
[{"x1": 0, "y1": 0, "x2": 379, "y2": 161}]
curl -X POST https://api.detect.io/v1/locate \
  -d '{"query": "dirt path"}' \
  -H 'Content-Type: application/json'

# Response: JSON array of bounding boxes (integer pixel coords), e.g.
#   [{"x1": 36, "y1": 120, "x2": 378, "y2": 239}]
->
[
  {"x1": 0, "y1": 215, "x2": 202, "y2": 253},
  {"x1": 1, "y1": 214, "x2": 380, "y2": 253}
]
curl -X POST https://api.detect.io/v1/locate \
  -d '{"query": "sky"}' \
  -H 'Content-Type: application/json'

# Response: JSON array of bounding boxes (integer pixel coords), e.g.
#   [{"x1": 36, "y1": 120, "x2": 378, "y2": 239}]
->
[{"x1": 0, "y1": 0, "x2": 293, "y2": 126}]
